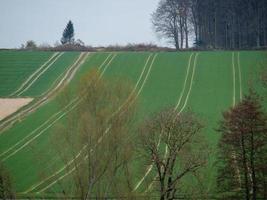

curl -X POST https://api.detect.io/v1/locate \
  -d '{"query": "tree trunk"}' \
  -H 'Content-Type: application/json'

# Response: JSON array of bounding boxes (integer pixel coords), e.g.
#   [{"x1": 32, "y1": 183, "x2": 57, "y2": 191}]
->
[
  {"x1": 185, "y1": 17, "x2": 189, "y2": 48},
  {"x1": 225, "y1": 23, "x2": 228, "y2": 49},
  {"x1": 179, "y1": 17, "x2": 184, "y2": 49},
  {"x1": 250, "y1": 130, "x2": 257, "y2": 200},
  {"x1": 241, "y1": 135, "x2": 250, "y2": 200},
  {"x1": 214, "y1": 11, "x2": 217, "y2": 48},
  {"x1": 174, "y1": 33, "x2": 180, "y2": 50}
]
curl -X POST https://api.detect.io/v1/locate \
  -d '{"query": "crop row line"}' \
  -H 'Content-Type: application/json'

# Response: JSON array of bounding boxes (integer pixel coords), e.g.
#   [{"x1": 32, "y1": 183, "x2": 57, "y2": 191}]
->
[{"x1": 29, "y1": 53, "x2": 158, "y2": 194}]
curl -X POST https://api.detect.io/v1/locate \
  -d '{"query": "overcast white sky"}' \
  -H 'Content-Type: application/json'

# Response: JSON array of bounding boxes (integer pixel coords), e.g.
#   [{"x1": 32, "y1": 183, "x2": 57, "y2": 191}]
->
[{"x1": 0, "y1": 0, "x2": 166, "y2": 48}]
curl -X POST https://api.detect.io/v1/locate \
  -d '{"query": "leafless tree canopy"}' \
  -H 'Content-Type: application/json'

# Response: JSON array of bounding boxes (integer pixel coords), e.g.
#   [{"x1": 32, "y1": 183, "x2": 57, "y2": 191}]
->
[
  {"x1": 217, "y1": 91, "x2": 267, "y2": 200},
  {"x1": 152, "y1": 0, "x2": 192, "y2": 50},
  {"x1": 139, "y1": 109, "x2": 208, "y2": 200},
  {"x1": 52, "y1": 69, "x2": 137, "y2": 199},
  {"x1": 152, "y1": 0, "x2": 267, "y2": 49}
]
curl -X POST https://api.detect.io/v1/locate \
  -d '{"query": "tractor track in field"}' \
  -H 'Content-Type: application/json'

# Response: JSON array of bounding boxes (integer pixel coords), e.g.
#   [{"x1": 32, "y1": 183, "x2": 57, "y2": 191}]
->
[
  {"x1": 134, "y1": 52, "x2": 199, "y2": 193},
  {"x1": 0, "y1": 52, "x2": 89, "y2": 133},
  {"x1": 237, "y1": 52, "x2": 242, "y2": 101},
  {"x1": 0, "y1": 52, "x2": 116, "y2": 192},
  {"x1": 231, "y1": 52, "x2": 243, "y2": 187},
  {"x1": 26, "y1": 53, "x2": 157, "y2": 194},
  {"x1": 0, "y1": 53, "x2": 116, "y2": 162},
  {"x1": 14, "y1": 52, "x2": 64, "y2": 97},
  {"x1": 9, "y1": 52, "x2": 59, "y2": 97}
]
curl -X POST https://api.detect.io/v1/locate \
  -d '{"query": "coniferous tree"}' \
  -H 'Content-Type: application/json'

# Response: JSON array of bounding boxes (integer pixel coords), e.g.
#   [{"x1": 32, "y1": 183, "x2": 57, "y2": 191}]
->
[{"x1": 61, "y1": 20, "x2": 75, "y2": 45}]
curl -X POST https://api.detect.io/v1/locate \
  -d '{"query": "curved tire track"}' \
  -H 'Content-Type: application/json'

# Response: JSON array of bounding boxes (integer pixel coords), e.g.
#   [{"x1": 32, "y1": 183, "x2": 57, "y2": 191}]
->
[
  {"x1": 29, "y1": 53, "x2": 157, "y2": 194},
  {"x1": 135, "y1": 53, "x2": 199, "y2": 192},
  {"x1": 0, "y1": 52, "x2": 89, "y2": 133}
]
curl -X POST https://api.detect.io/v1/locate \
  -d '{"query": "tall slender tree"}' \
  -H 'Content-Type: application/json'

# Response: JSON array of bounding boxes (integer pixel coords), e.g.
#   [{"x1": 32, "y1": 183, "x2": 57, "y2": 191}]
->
[{"x1": 61, "y1": 20, "x2": 75, "y2": 45}]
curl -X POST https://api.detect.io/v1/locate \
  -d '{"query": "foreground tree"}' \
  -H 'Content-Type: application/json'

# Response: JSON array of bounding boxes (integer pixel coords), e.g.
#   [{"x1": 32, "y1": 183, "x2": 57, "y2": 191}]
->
[
  {"x1": 0, "y1": 163, "x2": 15, "y2": 199},
  {"x1": 51, "y1": 69, "x2": 137, "y2": 199},
  {"x1": 217, "y1": 91, "x2": 267, "y2": 199},
  {"x1": 61, "y1": 20, "x2": 75, "y2": 45},
  {"x1": 139, "y1": 109, "x2": 208, "y2": 199}
]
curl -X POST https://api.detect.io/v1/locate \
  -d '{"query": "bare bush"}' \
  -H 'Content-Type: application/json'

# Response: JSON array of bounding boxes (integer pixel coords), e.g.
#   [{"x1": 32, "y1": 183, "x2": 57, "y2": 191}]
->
[
  {"x1": 51, "y1": 69, "x2": 137, "y2": 199},
  {"x1": 138, "y1": 109, "x2": 208, "y2": 200}
]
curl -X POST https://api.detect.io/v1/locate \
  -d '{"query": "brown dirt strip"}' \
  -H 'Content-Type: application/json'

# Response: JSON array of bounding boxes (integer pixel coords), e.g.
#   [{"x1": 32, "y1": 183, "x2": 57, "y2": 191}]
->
[{"x1": 0, "y1": 98, "x2": 33, "y2": 121}]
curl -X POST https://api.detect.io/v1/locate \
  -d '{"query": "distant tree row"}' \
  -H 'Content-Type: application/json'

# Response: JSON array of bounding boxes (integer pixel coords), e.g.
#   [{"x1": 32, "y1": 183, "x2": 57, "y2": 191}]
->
[{"x1": 152, "y1": 0, "x2": 267, "y2": 50}]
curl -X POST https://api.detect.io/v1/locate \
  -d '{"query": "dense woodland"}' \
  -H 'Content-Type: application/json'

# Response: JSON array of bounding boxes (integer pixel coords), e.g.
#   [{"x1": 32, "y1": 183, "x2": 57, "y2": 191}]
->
[{"x1": 152, "y1": 0, "x2": 267, "y2": 50}]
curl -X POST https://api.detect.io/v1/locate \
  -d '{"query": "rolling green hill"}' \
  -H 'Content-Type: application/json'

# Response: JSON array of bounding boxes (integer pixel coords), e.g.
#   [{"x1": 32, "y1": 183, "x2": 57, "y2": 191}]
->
[{"x1": 0, "y1": 51, "x2": 266, "y2": 197}]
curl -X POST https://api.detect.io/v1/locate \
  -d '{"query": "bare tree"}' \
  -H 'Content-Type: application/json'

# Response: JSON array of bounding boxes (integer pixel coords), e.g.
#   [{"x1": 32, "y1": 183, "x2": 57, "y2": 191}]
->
[
  {"x1": 51, "y1": 69, "x2": 137, "y2": 199},
  {"x1": 138, "y1": 109, "x2": 208, "y2": 200},
  {"x1": 217, "y1": 91, "x2": 267, "y2": 200},
  {"x1": 154, "y1": 0, "x2": 267, "y2": 49},
  {"x1": 152, "y1": 0, "x2": 193, "y2": 50}
]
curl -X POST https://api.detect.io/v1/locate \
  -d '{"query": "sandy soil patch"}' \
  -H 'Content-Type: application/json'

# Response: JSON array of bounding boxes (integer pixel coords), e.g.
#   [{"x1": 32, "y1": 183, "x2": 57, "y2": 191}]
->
[{"x1": 0, "y1": 98, "x2": 33, "y2": 121}]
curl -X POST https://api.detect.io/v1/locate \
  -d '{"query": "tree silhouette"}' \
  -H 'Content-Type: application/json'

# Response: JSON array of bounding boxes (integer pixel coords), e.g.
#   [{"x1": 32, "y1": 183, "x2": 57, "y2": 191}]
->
[{"x1": 61, "y1": 20, "x2": 75, "y2": 45}]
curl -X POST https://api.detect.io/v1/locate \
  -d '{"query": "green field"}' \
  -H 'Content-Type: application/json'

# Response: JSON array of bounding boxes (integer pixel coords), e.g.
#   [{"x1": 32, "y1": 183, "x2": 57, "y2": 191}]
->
[
  {"x1": 0, "y1": 51, "x2": 80, "y2": 97},
  {"x1": 0, "y1": 50, "x2": 266, "y2": 197},
  {"x1": 0, "y1": 51, "x2": 53, "y2": 96}
]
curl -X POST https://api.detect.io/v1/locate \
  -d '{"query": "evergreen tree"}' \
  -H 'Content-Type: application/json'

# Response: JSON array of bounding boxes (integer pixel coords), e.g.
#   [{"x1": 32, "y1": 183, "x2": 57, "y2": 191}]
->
[{"x1": 61, "y1": 20, "x2": 75, "y2": 45}]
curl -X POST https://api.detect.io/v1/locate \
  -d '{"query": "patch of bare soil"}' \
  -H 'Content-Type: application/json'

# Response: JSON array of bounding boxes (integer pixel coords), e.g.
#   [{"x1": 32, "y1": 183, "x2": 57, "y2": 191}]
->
[{"x1": 0, "y1": 98, "x2": 33, "y2": 121}]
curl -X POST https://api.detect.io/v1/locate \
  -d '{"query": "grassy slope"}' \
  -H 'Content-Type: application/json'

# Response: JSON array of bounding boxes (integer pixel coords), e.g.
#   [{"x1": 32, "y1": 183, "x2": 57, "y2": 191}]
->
[
  {"x1": 0, "y1": 52, "x2": 152, "y2": 192},
  {"x1": 240, "y1": 51, "x2": 267, "y2": 95},
  {"x1": 131, "y1": 52, "x2": 192, "y2": 191},
  {"x1": 185, "y1": 52, "x2": 233, "y2": 193},
  {"x1": 49, "y1": 52, "x2": 193, "y2": 194},
  {"x1": 44, "y1": 52, "x2": 154, "y2": 194},
  {"x1": 0, "y1": 53, "x2": 111, "y2": 191},
  {"x1": 0, "y1": 51, "x2": 53, "y2": 96},
  {"x1": 21, "y1": 52, "x2": 80, "y2": 97},
  {"x1": 0, "y1": 51, "x2": 266, "y2": 195}
]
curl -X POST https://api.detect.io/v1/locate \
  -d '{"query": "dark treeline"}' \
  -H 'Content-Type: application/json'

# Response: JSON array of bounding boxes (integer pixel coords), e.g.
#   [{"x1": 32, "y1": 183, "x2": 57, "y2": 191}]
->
[
  {"x1": 153, "y1": 0, "x2": 267, "y2": 50},
  {"x1": 193, "y1": 0, "x2": 267, "y2": 49}
]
